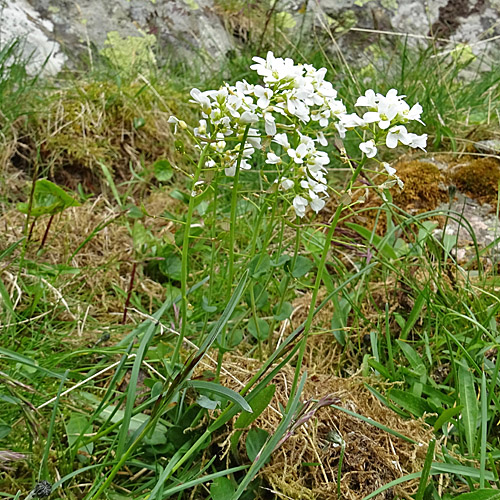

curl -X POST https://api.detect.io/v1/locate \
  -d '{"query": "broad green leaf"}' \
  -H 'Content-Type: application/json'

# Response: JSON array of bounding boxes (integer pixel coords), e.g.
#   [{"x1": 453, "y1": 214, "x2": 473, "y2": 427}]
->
[
  {"x1": 201, "y1": 295, "x2": 217, "y2": 313},
  {"x1": 303, "y1": 227, "x2": 326, "y2": 255},
  {"x1": 246, "y1": 428, "x2": 269, "y2": 462},
  {"x1": 388, "y1": 389, "x2": 431, "y2": 418},
  {"x1": 273, "y1": 302, "x2": 293, "y2": 321},
  {"x1": 133, "y1": 117, "x2": 146, "y2": 129},
  {"x1": 270, "y1": 253, "x2": 291, "y2": 267},
  {"x1": 248, "y1": 254, "x2": 271, "y2": 278},
  {"x1": 286, "y1": 255, "x2": 313, "y2": 278},
  {"x1": 83, "y1": 394, "x2": 168, "y2": 446},
  {"x1": 153, "y1": 159, "x2": 174, "y2": 182},
  {"x1": 0, "y1": 420, "x2": 11, "y2": 439},
  {"x1": 234, "y1": 385, "x2": 276, "y2": 429},
  {"x1": 397, "y1": 340, "x2": 424, "y2": 371},
  {"x1": 458, "y1": 363, "x2": 478, "y2": 454},
  {"x1": 368, "y1": 358, "x2": 392, "y2": 380},
  {"x1": 197, "y1": 395, "x2": 220, "y2": 410},
  {"x1": 159, "y1": 253, "x2": 182, "y2": 280},
  {"x1": 65, "y1": 414, "x2": 94, "y2": 456},
  {"x1": 248, "y1": 317, "x2": 270, "y2": 340},
  {"x1": 186, "y1": 380, "x2": 252, "y2": 413},
  {"x1": 17, "y1": 179, "x2": 80, "y2": 217},
  {"x1": 210, "y1": 477, "x2": 235, "y2": 499},
  {"x1": 433, "y1": 405, "x2": 463, "y2": 432}
]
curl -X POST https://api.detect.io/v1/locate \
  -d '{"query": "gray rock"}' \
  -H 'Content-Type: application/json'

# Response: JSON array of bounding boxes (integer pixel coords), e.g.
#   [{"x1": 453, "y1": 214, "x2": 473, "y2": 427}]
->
[
  {"x1": 2, "y1": 0, "x2": 500, "y2": 77},
  {"x1": 1, "y1": 0, "x2": 235, "y2": 75}
]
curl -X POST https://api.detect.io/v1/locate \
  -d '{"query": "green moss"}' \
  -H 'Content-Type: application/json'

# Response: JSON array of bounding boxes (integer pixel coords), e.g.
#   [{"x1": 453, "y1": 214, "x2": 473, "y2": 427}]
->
[
  {"x1": 451, "y1": 157, "x2": 500, "y2": 205},
  {"x1": 392, "y1": 161, "x2": 449, "y2": 211},
  {"x1": 100, "y1": 31, "x2": 157, "y2": 75}
]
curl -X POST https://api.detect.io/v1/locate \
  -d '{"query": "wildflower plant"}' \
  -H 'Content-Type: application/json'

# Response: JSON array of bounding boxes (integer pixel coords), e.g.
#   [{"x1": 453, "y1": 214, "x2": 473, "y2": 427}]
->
[{"x1": 168, "y1": 50, "x2": 427, "y2": 367}]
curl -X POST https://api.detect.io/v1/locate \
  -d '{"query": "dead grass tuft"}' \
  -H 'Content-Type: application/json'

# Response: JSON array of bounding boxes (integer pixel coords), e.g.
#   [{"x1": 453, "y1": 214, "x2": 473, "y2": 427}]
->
[{"x1": 222, "y1": 351, "x2": 432, "y2": 500}]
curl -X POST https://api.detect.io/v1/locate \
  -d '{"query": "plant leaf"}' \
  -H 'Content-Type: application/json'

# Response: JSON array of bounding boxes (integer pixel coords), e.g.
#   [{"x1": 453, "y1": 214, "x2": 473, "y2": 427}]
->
[
  {"x1": 186, "y1": 380, "x2": 252, "y2": 413},
  {"x1": 458, "y1": 362, "x2": 478, "y2": 454},
  {"x1": 234, "y1": 385, "x2": 276, "y2": 429}
]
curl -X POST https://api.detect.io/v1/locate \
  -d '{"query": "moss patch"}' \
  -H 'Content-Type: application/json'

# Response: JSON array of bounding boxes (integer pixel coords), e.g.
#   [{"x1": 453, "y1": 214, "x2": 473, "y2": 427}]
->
[
  {"x1": 391, "y1": 160, "x2": 449, "y2": 211},
  {"x1": 450, "y1": 157, "x2": 500, "y2": 205}
]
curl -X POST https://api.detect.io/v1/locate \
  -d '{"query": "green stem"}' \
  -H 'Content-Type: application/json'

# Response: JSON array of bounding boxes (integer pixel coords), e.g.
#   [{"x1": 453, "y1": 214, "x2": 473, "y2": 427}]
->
[
  {"x1": 227, "y1": 125, "x2": 251, "y2": 300},
  {"x1": 268, "y1": 218, "x2": 300, "y2": 354},
  {"x1": 173, "y1": 144, "x2": 211, "y2": 366},
  {"x1": 288, "y1": 158, "x2": 366, "y2": 406}
]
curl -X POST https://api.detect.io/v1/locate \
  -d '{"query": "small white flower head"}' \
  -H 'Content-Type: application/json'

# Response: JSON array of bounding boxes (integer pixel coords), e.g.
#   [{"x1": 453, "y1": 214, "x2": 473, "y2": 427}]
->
[
  {"x1": 386, "y1": 125, "x2": 409, "y2": 148},
  {"x1": 288, "y1": 143, "x2": 309, "y2": 164},
  {"x1": 266, "y1": 152, "x2": 282, "y2": 165},
  {"x1": 309, "y1": 193, "x2": 326, "y2": 213},
  {"x1": 359, "y1": 139, "x2": 378, "y2": 158},
  {"x1": 382, "y1": 162, "x2": 404, "y2": 189},
  {"x1": 273, "y1": 133, "x2": 291, "y2": 151},
  {"x1": 292, "y1": 195, "x2": 309, "y2": 218},
  {"x1": 355, "y1": 89, "x2": 378, "y2": 108},
  {"x1": 339, "y1": 113, "x2": 366, "y2": 130},
  {"x1": 194, "y1": 119, "x2": 208, "y2": 138},
  {"x1": 316, "y1": 131, "x2": 328, "y2": 147},
  {"x1": 407, "y1": 132, "x2": 428, "y2": 150},
  {"x1": 403, "y1": 103, "x2": 425, "y2": 124},
  {"x1": 239, "y1": 111, "x2": 259, "y2": 124},
  {"x1": 280, "y1": 177, "x2": 294, "y2": 190},
  {"x1": 263, "y1": 112, "x2": 277, "y2": 136},
  {"x1": 168, "y1": 115, "x2": 186, "y2": 134},
  {"x1": 253, "y1": 85, "x2": 273, "y2": 109},
  {"x1": 246, "y1": 128, "x2": 262, "y2": 149},
  {"x1": 190, "y1": 88, "x2": 213, "y2": 114},
  {"x1": 225, "y1": 165, "x2": 236, "y2": 177}
]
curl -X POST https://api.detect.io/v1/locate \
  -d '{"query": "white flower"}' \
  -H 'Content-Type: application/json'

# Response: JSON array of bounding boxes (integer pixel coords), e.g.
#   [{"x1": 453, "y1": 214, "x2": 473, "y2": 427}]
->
[
  {"x1": 386, "y1": 125, "x2": 410, "y2": 148},
  {"x1": 407, "y1": 132, "x2": 427, "y2": 150},
  {"x1": 263, "y1": 112, "x2": 277, "y2": 136},
  {"x1": 168, "y1": 116, "x2": 186, "y2": 134},
  {"x1": 273, "y1": 133, "x2": 291, "y2": 150},
  {"x1": 309, "y1": 193, "x2": 326, "y2": 213},
  {"x1": 224, "y1": 165, "x2": 235, "y2": 177},
  {"x1": 339, "y1": 113, "x2": 366, "y2": 129},
  {"x1": 355, "y1": 89, "x2": 378, "y2": 108},
  {"x1": 280, "y1": 178, "x2": 294, "y2": 190},
  {"x1": 382, "y1": 162, "x2": 404, "y2": 189},
  {"x1": 266, "y1": 152, "x2": 281, "y2": 164},
  {"x1": 382, "y1": 162, "x2": 397, "y2": 176},
  {"x1": 194, "y1": 119, "x2": 208, "y2": 137},
  {"x1": 246, "y1": 129, "x2": 262, "y2": 149},
  {"x1": 292, "y1": 195, "x2": 308, "y2": 217},
  {"x1": 254, "y1": 85, "x2": 273, "y2": 109},
  {"x1": 316, "y1": 131, "x2": 328, "y2": 147},
  {"x1": 239, "y1": 111, "x2": 259, "y2": 124},
  {"x1": 190, "y1": 88, "x2": 213, "y2": 114},
  {"x1": 403, "y1": 103, "x2": 424, "y2": 124},
  {"x1": 288, "y1": 143, "x2": 308, "y2": 164},
  {"x1": 359, "y1": 139, "x2": 377, "y2": 158}
]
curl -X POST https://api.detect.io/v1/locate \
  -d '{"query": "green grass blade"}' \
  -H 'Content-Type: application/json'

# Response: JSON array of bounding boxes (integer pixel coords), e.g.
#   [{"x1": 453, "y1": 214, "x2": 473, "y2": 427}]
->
[
  {"x1": 459, "y1": 362, "x2": 478, "y2": 455},
  {"x1": 415, "y1": 439, "x2": 435, "y2": 500},
  {"x1": 185, "y1": 380, "x2": 253, "y2": 413}
]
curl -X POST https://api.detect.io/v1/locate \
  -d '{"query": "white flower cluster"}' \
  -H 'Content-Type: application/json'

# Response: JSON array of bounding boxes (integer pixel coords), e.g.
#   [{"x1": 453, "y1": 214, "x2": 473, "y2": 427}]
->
[
  {"x1": 353, "y1": 89, "x2": 427, "y2": 158},
  {"x1": 169, "y1": 52, "x2": 427, "y2": 218}
]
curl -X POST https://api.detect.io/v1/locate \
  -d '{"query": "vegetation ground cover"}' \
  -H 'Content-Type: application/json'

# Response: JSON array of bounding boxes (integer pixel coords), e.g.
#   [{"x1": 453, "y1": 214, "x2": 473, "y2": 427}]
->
[{"x1": 2, "y1": 10, "x2": 500, "y2": 500}]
